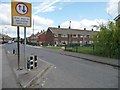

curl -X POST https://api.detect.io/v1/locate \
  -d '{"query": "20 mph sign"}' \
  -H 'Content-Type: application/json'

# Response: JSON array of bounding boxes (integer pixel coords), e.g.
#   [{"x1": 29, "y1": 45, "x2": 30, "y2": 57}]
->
[{"x1": 11, "y1": 2, "x2": 32, "y2": 27}]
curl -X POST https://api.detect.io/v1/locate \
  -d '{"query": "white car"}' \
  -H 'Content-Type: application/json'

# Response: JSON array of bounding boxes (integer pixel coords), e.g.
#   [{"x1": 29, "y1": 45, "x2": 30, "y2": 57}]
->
[{"x1": 8, "y1": 40, "x2": 12, "y2": 44}]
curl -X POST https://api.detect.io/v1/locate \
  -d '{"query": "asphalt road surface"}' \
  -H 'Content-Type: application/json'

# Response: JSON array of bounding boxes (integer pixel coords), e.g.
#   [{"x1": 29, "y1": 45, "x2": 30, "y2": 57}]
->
[{"x1": 3, "y1": 43, "x2": 118, "y2": 88}]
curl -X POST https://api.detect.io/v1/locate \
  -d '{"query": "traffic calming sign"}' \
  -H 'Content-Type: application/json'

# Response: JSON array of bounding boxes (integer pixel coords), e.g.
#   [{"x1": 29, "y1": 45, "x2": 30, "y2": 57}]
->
[
  {"x1": 16, "y1": 3, "x2": 28, "y2": 15},
  {"x1": 11, "y1": 1, "x2": 32, "y2": 27}
]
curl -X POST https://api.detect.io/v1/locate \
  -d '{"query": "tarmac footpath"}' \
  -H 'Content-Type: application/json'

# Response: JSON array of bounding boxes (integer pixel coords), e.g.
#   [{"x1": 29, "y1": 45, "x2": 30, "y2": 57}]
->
[
  {"x1": 2, "y1": 47, "x2": 20, "y2": 88},
  {"x1": 5, "y1": 48, "x2": 54, "y2": 88},
  {"x1": 59, "y1": 50, "x2": 119, "y2": 68}
]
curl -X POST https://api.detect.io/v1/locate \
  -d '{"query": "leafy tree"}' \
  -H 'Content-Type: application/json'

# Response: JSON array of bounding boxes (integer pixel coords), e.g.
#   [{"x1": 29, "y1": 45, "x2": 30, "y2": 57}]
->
[{"x1": 93, "y1": 21, "x2": 120, "y2": 59}]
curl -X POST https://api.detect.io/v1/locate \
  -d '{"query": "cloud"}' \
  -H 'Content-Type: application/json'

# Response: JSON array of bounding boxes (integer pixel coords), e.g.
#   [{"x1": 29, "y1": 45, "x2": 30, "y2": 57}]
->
[
  {"x1": 58, "y1": 7, "x2": 62, "y2": 10},
  {"x1": 42, "y1": 6, "x2": 57, "y2": 13},
  {"x1": 61, "y1": 19, "x2": 107, "y2": 30},
  {"x1": 106, "y1": 0, "x2": 120, "y2": 17},
  {"x1": 33, "y1": 0, "x2": 60, "y2": 14},
  {"x1": 33, "y1": 15, "x2": 54, "y2": 26},
  {"x1": 0, "y1": 4, "x2": 11, "y2": 25}
]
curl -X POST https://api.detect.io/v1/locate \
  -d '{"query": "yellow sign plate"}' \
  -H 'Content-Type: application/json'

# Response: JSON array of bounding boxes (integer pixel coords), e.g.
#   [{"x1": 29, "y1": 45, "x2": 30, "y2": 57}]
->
[{"x1": 11, "y1": 1, "x2": 32, "y2": 27}]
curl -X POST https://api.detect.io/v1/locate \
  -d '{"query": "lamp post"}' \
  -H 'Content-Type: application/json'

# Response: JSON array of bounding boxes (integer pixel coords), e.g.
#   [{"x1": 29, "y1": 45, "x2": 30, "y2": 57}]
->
[{"x1": 2, "y1": 29, "x2": 4, "y2": 43}]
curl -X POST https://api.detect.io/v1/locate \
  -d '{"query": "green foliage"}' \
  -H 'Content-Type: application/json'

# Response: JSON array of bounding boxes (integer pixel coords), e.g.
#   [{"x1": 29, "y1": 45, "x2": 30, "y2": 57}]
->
[{"x1": 93, "y1": 21, "x2": 120, "y2": 59}]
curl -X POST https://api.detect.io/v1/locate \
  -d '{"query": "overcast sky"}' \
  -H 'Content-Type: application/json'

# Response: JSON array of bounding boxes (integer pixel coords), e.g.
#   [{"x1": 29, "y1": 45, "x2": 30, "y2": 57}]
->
[{"x1": 0, "y1": 0, "x2": 119, "y2": 38}]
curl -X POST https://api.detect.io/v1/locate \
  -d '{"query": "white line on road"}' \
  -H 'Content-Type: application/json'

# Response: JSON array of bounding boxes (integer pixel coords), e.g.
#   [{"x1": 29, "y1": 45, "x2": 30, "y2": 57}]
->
[{"x1": 7, "y1": 51, "x2": 10, "y2": 54}]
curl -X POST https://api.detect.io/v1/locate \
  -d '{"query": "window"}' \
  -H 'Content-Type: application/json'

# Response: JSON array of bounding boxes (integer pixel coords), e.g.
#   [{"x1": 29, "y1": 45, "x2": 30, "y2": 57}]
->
[
  {"x1": 84, "y1": 35, "x2": 87, "y2": 37},
  {"x1": 87, "y1": 35, "x2": 90, "y2": 38},
  {"x1": 89, "y1": 41, "x2": 93, "y2": 44},
  {"x1": 54, "y1": 34, "x2": 58, "y2": 37},
  {"x1": 79, "y1": 41, "x2": 82, "y2": 43},
  {"x1": 72, "y1": 34, "x2": 78, "y2": 38},
  {"x1": 72, "y1": 41, "x2": 78, "y2": 43},
  {"x1": 80, "y1": 35, "x2": 84, "y2": 38},
  {"x1": 61, "y1": 34, "x2": 68, "y2": 37},
  {"x1": 54, "y1": 41, "x2": 58, "y2": 45},
  {"x1": 61, "y1": 41, "x2": 68, "y2": 45}
]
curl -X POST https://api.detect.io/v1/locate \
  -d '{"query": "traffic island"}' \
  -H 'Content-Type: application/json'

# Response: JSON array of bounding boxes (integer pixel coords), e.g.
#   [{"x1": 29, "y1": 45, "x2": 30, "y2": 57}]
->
[{"x1": 6, "y1": 52, "x2": 54, "y2": 88}]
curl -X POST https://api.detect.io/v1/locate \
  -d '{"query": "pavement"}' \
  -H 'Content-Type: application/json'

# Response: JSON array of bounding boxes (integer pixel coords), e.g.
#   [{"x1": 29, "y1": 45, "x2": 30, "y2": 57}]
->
[
  {"x1": 28, "y1": 45, "x2": 119, "y2": 68},
  {"x1": 2, "y1": 45, "x2": 54, "y2": 88},
  {"x1": 59, "y1": 50, "x2": 119, "y2": 68},
  {"x1": 2, "y1": 45, "x2": 20, "y2": 88},
  {"x1": 0, "y1": 45, "x2": 2, "y2": 90}
]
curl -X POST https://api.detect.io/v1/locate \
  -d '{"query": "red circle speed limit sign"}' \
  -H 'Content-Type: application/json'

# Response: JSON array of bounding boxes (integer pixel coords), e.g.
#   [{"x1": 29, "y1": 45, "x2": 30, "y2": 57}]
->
[{"x1": 15, "y1": 2, "x2": 28, "y2": 15}]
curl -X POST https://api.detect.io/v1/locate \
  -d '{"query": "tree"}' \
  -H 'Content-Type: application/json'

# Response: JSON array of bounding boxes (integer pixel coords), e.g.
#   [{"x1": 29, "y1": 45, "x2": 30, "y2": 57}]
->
[{"x1": 93, "y1": 21, "x2": 120, "y2": 58}]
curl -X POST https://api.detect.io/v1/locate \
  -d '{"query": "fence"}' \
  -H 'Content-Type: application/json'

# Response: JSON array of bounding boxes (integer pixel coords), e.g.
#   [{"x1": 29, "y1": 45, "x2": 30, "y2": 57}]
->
[{"x1": 65, "y1": 43, "x2": 120, "y2": 59}]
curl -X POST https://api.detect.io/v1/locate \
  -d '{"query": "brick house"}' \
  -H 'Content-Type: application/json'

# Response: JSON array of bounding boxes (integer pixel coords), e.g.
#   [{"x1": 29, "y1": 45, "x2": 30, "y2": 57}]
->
[
  {"x1": 28, "y1": 34, "x2": 35, "y2": 43},
  {"x1": 45, "y1": 26, "x2": 98, "y2": 46},
  {"x1": 28, "y1": 30, "x2": 46, "y2": 45},
  {"x1": 28, "y1": 32, "x2": 40, "y2": 43},
  {"x1": 37, "y1": 30, "x2": 46, "y2": 45}
]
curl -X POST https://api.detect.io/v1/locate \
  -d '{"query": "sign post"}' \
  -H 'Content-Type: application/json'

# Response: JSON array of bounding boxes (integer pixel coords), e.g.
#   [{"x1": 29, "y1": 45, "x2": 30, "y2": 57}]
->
[
  {"x1": 11, "y1": 1, "x2": 32, "y2": 70},
  {"x1": 24, "y1": 27, "x2": 26, "y2": 69},
  {"x1": 17, "y1": 26, "x2": 20, "y2": 70}
]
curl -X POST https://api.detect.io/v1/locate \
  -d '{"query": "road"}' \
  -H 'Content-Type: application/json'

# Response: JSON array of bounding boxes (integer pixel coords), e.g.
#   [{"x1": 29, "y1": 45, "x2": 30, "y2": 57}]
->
[{"x1": 3, "y1": 43, "x2": 118, "y2": 88}]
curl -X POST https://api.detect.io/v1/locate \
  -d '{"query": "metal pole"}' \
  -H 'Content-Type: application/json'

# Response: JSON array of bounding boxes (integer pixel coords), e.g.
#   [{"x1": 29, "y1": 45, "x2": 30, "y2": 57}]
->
[
  {"x1": 24, "y1": 27, "x2": 26, "y2": 69},
  {"x1": 17, "y1": 26, "x2": 20, "y2": 70}
]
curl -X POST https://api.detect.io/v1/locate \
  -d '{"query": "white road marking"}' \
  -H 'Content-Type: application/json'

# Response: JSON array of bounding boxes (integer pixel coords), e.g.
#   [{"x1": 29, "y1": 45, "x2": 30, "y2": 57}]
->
[{"x1": 7, "y1": 51, "x2": 10, "y2": 53}]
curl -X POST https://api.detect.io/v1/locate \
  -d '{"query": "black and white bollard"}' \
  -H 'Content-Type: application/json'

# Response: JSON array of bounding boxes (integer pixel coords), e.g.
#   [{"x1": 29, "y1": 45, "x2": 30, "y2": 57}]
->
[
  {"x1": 27, "y1": 59, "x2": 30, "y2": 71},
  {"x1": 13, "y1": 49, "x2": 15, "y2": 54},
  {"x1": 34, "y1": 55, "x2": 38, "y2": 68},
  {"x1": 30, "y1": 55, "x2": 34, "y2": 70},
  {"x1": 27, "y1": 55, "x2": 34, "y2": 71}
]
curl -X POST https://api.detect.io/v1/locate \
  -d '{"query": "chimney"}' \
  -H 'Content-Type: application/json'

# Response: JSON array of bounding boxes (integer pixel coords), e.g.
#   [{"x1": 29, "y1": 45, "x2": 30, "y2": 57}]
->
[
  {"x1": 58, "y1": 25, "x2": 60, "y2": 28},
  {"x1": 84, "y1": 28, "x2": 86, "y2": 30}
]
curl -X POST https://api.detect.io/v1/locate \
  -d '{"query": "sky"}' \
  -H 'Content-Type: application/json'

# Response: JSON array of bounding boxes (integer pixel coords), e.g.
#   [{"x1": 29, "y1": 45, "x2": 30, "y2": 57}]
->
[{"x1": 0, "y1": 0, "x2": 120, "y2": 38}]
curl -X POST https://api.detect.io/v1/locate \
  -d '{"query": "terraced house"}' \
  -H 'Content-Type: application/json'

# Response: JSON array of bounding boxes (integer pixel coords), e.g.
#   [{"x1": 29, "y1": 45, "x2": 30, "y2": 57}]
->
[
  {"x1": 45, "y1": 26, "x2": 98, "y2": 46},
  {"x1": 28, "y1": 30, "x2": 46, "y2": 45}
]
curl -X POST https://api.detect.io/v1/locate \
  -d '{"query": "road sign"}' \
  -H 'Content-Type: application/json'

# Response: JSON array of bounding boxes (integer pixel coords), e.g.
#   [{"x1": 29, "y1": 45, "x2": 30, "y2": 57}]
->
[{"x1": 11, "y1": 1, "x2": 32, "y2": 27}]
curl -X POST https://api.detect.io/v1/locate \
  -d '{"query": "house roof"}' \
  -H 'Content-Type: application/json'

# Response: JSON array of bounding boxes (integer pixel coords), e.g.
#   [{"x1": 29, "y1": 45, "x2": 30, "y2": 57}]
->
[
  {"x1": 0, "y1": 34, "x2": 12, "y2": 39},
  {"x1": 48, "y1": 27, "x2": 98, "y2": 35}
]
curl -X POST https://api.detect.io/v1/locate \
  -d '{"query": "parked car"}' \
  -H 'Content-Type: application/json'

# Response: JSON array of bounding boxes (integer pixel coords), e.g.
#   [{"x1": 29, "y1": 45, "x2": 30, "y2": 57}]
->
[{"x1": 8, "y1": 40, "x2": 12, "y2": 44}]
